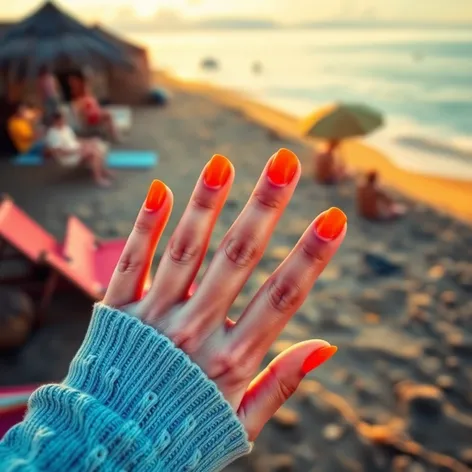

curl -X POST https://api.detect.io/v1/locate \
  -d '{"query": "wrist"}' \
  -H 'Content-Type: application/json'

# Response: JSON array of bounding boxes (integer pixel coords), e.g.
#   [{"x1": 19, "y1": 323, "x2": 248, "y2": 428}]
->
[{"x1": 62, "y1": 303, "x2": 251, "y2": 471}]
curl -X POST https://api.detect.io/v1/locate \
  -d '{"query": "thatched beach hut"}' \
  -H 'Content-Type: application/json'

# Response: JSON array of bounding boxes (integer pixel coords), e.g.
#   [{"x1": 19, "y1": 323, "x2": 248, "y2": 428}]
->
[
  {"x1": 92, "y1": 25, "x2": 151, "y2": 105},
  {"x1": 0, "y1": 1, "x2": 151, "y2": 106}
]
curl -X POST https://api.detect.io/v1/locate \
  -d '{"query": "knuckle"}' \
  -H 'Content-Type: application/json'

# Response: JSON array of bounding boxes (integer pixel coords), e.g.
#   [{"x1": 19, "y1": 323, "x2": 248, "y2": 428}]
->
[
  {"x1": 167, "y1": 327, "x2": 193, "y2": 350},
  {"x1": 178, "y1": 336, "x2": 200, "y2": 355},
  {"x1": 117, "y1": 252, "x2": 144, "y2": 274},
  {"x1": 252, "y1": 190, "x2": 282, "y2": 211},
  {"x1": 300, "y1": 239, "x2": 326, "y2": 265},
  {"x1": 267, "y1": 365, "x2": 297, "y2": 400},
  {"x1": 168, "y1": 237, "x2": 200, "y2": 265},
  {"x1": 191, "y1": 193, "x2": 216, "y2": 211},
  {"x1": 223, "y1": 237, "x2": 261, "y2": 268},
  {"x1": 210, "y1": 348, "x2": 252, "y2": 383},
  {"x1": 211, "y1": 349, "x2": 239, "y2": 376},
  {"x1": 266, "y1": 278, "x2": 304, "y2": 314},
  {"x1": 133, "y1": 218, "x2": 154, "y2": 235}
]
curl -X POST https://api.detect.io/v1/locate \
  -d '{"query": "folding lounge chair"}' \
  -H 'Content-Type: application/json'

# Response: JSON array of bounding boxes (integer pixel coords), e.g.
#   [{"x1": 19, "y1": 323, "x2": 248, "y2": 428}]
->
[
  {"x1": 0, "y1": 196, "x2": 128, "y2": 319},
  {"x1": 41, "y1": 215, "x2": 127, "y2": 301},
  {"x1": 0, "y1": 196, "x2": 64, "y2": 315},
  {"x1": 0, "y1": 195, "x2": 62, "y2": 268}
]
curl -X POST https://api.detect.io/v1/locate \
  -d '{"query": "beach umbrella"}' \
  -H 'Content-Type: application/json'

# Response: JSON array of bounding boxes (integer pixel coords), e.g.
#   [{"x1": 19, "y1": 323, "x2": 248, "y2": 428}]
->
[
  {"x1": 300, "y1": 103, "x2": 384, "y2": 140},
  {"x1": 0, "y1": 1, "x2": 131, "y2": 77}
]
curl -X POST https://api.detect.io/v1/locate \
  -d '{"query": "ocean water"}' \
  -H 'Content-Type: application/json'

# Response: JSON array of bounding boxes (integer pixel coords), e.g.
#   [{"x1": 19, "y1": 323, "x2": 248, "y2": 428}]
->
[{"x1": 131, "y1": 28, "x2": 472, "y2": 178}]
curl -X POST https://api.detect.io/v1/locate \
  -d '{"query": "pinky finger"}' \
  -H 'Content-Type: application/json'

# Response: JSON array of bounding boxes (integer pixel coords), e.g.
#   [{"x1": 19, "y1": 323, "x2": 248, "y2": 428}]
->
[
  {"x1": 104, "y1": 180, "x2": 173, "y2": 307},
  {"x1": 237, "y1": 340, "x2": 337, "y2": 441}
]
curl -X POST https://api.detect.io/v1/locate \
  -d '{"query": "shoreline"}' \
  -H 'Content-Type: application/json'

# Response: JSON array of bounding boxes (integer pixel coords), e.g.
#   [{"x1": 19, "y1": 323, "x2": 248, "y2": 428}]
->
[{"x1": 154, "y1": 70, "x2": 472, "y2": 224}]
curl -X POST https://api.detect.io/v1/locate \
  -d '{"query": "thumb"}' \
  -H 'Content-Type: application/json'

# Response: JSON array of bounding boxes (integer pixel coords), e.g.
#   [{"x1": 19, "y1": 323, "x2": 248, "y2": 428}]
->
[{"x1": 237, "y1": 340, "x2": 337, "y2": 441}]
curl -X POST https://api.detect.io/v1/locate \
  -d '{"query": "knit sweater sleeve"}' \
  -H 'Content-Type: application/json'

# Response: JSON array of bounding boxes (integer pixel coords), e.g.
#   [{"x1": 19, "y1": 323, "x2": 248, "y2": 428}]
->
[{"x1": 0, "y1": 304, "x2": 251, "y2": 471}]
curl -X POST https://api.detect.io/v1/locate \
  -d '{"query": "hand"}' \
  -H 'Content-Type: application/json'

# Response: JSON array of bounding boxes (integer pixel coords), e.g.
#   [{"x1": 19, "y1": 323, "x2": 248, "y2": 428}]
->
[{"x1": 103, "y1": 149, "x2": 347, "y2": 441}]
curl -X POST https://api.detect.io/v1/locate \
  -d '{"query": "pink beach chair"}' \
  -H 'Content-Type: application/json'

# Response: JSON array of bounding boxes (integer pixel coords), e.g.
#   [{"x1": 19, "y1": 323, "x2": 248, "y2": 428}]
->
[
  {"x1": 42, "y1": 215, "x2": 127, "y2": 300},
  {"x1": 0, "y1": 195, "x2": 65, "y2": 317},
  {"x1": 0, "y1": 195, "x2": 128, "y2": 318},
  {"x1": 0, "y1": 195, "x2": 62, "y2": 268}
]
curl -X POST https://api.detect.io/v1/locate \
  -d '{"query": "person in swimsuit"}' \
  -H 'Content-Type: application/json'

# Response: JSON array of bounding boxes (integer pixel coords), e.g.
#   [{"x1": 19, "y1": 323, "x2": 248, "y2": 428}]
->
[
  {"x1": 45, "y1": 111, "x2": 114, "y2": 187},
  {"x1": 68, "y1": 70, "x2": 119, "y2": 142},
  {"x1": 357, "y1": 170, "x2": 407, "y2": 220},
  {"x1": 314, "y1": 140, "x2": 351, "y2": 184},
  {"x1": 37, "y1": 65, "x2": 62, "y2": 125},
  {"x1": 7, "y1": 103, "x2": 43, "y2": 154}
]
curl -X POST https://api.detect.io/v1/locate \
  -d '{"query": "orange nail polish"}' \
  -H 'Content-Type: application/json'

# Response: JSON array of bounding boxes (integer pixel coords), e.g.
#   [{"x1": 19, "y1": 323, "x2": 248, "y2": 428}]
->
[
  {"x1": 267, "y1": 148, "x2": 299, "y2": 186},
  {"x1": 144, "y1": 180, "x2": 167, "y2": 212},
  {"x1": 302, "y1": 346, "x2": 338, "y2": 375},
  {"x1": 203, "y1": 154, "x2": 232, "y2": 189},
  {"x1": 314, "y1": 207, "x2": 347, "y2": 240}
]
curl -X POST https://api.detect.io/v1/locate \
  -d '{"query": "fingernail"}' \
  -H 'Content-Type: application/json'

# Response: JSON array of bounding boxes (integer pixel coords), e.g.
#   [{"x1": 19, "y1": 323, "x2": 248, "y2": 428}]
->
[
  {"x1": 144, "y1": 179, "x2": 167, "y2": 212},
  {"x1": 314, "y1": 207, "x2": 347, "y2": 240},
  {"x1": 302, "y1": 345, "x2": 338, "y2": 375},
  {"x1": 203, "y1": 154, "x2": 232, "y2": 189},
  {"x1": 267, "y1": 148, "x2": 299, "y2": 186}
]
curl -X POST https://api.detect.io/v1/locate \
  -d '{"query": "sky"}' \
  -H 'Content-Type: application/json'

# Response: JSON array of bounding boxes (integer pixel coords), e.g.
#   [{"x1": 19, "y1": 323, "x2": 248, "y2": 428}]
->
[{"x1": 2, "y1": 0, "x2": 472, "y2": 24}]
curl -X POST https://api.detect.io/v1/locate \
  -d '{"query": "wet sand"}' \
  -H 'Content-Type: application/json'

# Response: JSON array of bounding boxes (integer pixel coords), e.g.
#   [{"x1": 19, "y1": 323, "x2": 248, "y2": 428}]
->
[{"x1": 0, "y1": 88, "x2": 472, "y2": 471}]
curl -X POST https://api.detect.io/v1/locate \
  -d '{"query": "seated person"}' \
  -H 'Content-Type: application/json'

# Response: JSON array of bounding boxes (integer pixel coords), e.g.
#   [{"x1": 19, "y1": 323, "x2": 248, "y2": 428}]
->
[
  {"x1": 357, "y1": 170, "x2": 407, "y2": 220},
  {"x1": 37, "y1": 65, "x2": 63, "y2": 125},
  {"x1": 68, "y1": 70, "x2": 119, "y2": 142},
  {"x1": 7, "y1": 103, "x2": 43, "y2": 154},
  {"x1": 314, "y1": 140, "x2": 351, "y2": 184},
  {"x1": 45, "y1": 111, "x2": 114, "y2": 188}
]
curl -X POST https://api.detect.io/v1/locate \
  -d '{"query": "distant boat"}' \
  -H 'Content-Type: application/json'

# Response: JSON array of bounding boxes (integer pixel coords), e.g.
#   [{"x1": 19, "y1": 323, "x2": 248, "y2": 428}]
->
[
  {"x1": 200, "y1": 57, "x2": 219, "y2": 70},
  {"x1": 252, "y1": 61, "x2": 263, "y2": 74},
  {"x1": 412, "y1": 52, "x2": 424, "y2": 62}
]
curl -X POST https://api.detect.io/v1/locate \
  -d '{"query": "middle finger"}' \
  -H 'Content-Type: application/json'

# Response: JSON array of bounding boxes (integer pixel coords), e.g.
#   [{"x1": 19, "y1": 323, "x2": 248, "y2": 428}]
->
[{"x1": 177, "y1": 148, "x2": 300, "y2": 337}]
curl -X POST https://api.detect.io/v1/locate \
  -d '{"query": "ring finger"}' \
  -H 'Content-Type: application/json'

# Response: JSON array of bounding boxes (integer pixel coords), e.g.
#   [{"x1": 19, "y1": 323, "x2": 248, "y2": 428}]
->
[{"x1": 230, "y1": 207, "x2": 347, "y2": 364}]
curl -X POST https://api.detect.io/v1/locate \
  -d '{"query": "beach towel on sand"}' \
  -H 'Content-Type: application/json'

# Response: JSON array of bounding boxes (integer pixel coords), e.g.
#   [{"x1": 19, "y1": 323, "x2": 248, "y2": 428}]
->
[{"x1": 12, "y1": 149, "x2": 158, "y2": 169}]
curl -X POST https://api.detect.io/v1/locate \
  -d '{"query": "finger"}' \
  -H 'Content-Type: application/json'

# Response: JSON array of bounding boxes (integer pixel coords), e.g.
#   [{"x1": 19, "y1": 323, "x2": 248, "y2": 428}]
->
[
  {"x1": 174, "y1": 149, "x2": 300, "y2": 343},
  {"x1": 232, "y1": 207, "x2": 347, "y2": 362},
  {"x1": 238, "y1": 341, "x2": 337, "y2": 441},
  {"x1": 103, "y1": 180, "x2": 172, "y2": 307},
  {"x1": 141, "y1": 155, "x2": 233, "y2": 317}
]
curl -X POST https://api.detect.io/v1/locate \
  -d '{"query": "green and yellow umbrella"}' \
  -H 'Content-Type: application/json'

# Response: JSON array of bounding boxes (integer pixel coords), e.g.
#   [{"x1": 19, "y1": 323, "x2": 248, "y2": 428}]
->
[{"x1": 300, "y1": 103, "x2": 384, "y2": 140}]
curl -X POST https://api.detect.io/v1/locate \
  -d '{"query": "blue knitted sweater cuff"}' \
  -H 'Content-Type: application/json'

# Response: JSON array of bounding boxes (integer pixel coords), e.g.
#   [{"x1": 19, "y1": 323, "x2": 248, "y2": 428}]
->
[{"x1": 1, "y1": 304, "x2": 251, "y2": 471}]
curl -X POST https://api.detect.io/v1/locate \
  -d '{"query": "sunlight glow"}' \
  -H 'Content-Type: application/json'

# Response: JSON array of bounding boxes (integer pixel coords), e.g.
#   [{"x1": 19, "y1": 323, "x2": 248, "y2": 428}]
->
[{"x1": 1, "y1": 0, "x2": 472, "y2": 23}]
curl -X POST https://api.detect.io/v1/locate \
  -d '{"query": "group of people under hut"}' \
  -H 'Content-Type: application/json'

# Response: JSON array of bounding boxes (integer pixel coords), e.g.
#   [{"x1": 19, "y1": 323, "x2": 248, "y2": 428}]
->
[
  {"x1": 6, "y1": 67, "x2": 119, "y2": 187},
  {"x1": 314, "y1": 140, "x2": 407, "y2": 221}
]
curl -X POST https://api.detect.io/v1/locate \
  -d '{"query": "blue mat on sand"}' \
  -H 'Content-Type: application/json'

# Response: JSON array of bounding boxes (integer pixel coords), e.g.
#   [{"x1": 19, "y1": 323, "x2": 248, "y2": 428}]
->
[{"x1": 13, "y1": 150, "x2": 158, "y2": 169}]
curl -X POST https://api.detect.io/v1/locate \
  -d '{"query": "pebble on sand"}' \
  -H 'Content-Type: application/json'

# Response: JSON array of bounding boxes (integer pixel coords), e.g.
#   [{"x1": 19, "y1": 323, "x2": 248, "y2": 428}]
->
[
  {"x1": 272, "y1": 406, "x2": 300, "y2": 429},
  {"x1": 440, "y1": 290, "x2": 457, "y2": 307},
  {"x1": 268, "y1": 245, "x2": 292, "y2": 261},
  {"x1": 269, "y1": 454, "x2": 295, "y2": 472},
  {"x1": 435, "y1": 374, "x2": 454, "y2": 390},
  {"x1": 427, "y1": 264, "x2": 445, "y2": 280},
  {"x1": 322, "y1": 423, "x2": 346, "y2": 441}
]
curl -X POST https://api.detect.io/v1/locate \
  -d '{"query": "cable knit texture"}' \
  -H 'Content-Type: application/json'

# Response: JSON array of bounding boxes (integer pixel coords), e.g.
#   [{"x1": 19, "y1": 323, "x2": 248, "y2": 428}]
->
[{"x1": 0, "y1": 304, "x2": 251, "y2": 471}]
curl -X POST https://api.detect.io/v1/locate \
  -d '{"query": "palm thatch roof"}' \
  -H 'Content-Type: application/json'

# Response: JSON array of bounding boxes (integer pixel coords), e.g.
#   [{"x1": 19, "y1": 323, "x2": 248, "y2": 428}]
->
[
  {"x1": 0, "y1": 22, "x2": 13, "y2": 38},
  {"x1": 0, "y1": 1, "x2": 131, "y2": 76}
]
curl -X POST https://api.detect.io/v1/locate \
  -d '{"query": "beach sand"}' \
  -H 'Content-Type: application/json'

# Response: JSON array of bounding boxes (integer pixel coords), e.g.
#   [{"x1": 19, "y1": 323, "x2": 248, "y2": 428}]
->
[{"x1": 0, "y1": 84, "x2": 471, "y2": 471}]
